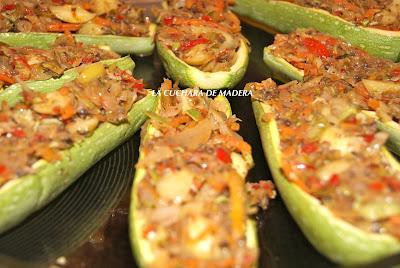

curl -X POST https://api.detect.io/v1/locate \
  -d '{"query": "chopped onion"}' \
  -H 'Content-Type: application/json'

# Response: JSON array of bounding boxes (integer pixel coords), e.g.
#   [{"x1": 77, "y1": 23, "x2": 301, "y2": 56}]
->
[
  {"x1": 90, "y1": 0, "x2": 119, "y2": 15},
  {"x1": 167, "y1": 118, "x2": 212, "y2": 150},
  {"x1": 362, "y1": 79, "x2": 400, "y2": 98},
  {"x1": 156, "y1": 169, "x2": 194, "y2": 203},
  {"x1": 77, "y1": 62, "x2": 106, "y2": 84},
  {"x1": 49, "y1": 5, "x2": 96, "y2": 24},
  {"x1": 78, "y1": 21, "x2": 105, "y2": 35}
]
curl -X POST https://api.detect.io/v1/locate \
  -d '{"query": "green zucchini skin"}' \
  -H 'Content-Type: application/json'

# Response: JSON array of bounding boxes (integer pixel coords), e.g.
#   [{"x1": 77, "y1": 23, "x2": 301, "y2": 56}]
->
[
  {"x1": 231, "y1": 0, "x2": 400, "y2": 62},
  {"x1": 129, "y1": 96, "x2": 258, "y2": 267},
  {"x1": 0, "y1": 24, "x2": 156, "y2": 56},
  {"x1": 252, "y1": 100, "x2": 400, "y2": 265},
  {"x1": 0, "y1": 58, "x2": 158, "y2": 234},
  {"x1": 156, "y1": 38, "x2": 249, "y2": 89},
  {"x1": 263, "y1": 47, "x2": 400, "y2": 156}
]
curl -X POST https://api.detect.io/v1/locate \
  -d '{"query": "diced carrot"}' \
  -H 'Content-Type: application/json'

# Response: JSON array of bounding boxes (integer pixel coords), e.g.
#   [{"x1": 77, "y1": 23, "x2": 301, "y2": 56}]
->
[
  {"x1": 280, "y1": 126, "x2": 295, "y2": 138},
  {"x1": 94, "y1": 16, "x2": 112, "y2": 27},
  {"x1": 228, "y1": 172, "x2": 245, "y2": 240},
  {"x1": 59, "y1": 87, "x2": 70, "y2": 96},
  {"x1": 282, "y1": 146, "x2": 296, "y2": 156},
  {"x1": 325, "y1": 37, "x2": 338, "y2": 46},
  {"x1": 81, "y1": 2, "x2": 91, "y2": 10},
  {"x1": 170, "y1": 114, "x2": 191, "y2": 128},
  {"x1": 215, "y1": 0, "x2": 225, "y2": 13},
  {"x1": 367, "y1": 98, "x2": 380, "y2": 110},
  {"x1": 0, "y1": 73, "x2": 16, "y2": 84},
  {"x1": 185, "y1": 0, "x2": 196, "y2": 9},
  {"x1": 61, "y1": 104, "x2": 76, "y2": 120},
  {"x1": 293, "y1": 178, "x2": 309, "y2": 192},
  {"x1": 308, "y1": 175, "x2": 324, "y2": 191},
  {"x1": 389, "y1": 215, "x2": 400, "y2": 225},
  {"x1": 47, "y1": 23, "x2": 81, "y2": 32},
  {"x1": 0, "y1": 114, "x2": 9, "y2": 122},
  {"x1": 207, "y1": 176, "x2": 227, "y2": 192},
  {"x1": 364, "y1": 8, "x2": 379, "y2": 18},
  {"x1": 228, "y1": 121, "x2": 240, "y2": 131},
  {"x1": 293, "y1": 62, "x2": 307, "y2": 70},
  {"x1": 215, "y1": 135, "x2": 251, "y2": 155},
  {"x1": 38, "y1": 147, "x2": 60, "y2": 161},
  {"x1": 301, "y1": 107, "x2": 312, "y2": 118},
  {"x1": 172, "y1": 17, "x2": 232, "y2": 32},
  {"x1": 281, "y1": 162, "x2": 294, "y2": 179},
  {"x1": 300, "y1": 94, "x2": 313, "y2": 104},
  {"x1": 353, "y1": 84, "x2": 370, "y2": 98}
]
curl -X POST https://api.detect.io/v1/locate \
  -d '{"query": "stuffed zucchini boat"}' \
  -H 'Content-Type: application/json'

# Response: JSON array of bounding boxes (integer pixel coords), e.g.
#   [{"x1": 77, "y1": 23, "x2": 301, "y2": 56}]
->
[
  {"x1": 0, "y1": 0, "x2": 156, "y2": 56},
  {"x1": 0, "y1": 56, "x2": 157, "y2": 234},
  {"x1": 231, "y1": 0, "x2": 400, "y2": 61},
  {"x1": 130, "y1": 80, "x2": 275, "y2": 267},
  {"x1": 248, "y1": 78, "x2": 400, "y2": 265},
  {"x1": 156, "y1": 0, "x2": 250, "y2": 89},
  {"x1": 263, "y1": 29, "x2": 400, "y2": 155},
  {"x1": 0, "y1": 34, "x2": 119, "y2": 90}
]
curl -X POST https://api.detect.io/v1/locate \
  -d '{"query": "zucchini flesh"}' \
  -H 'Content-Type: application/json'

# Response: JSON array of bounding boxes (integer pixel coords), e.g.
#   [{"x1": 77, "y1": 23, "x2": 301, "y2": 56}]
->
[
  {"x1": 156, "y1": 38, "x2": 249, "y2": 89},
  {"x1": 0, "y1": 24, "x2": 157, "y2": 56},
  {"x1": 252, "y1": 100, "x2": 400, "y2": 265},
  {"x1": 231, "y1": 0, "x2": 400, "y2": 62},
  {"x1": 263, "y1": 46, "x2": 400, "y2": 156},
  {"x1": 129, "y1": 94, "x2": 258, "y2": 267},
  {"x1": 0, "y1": 57, "x2": 157, "y2": 234}
]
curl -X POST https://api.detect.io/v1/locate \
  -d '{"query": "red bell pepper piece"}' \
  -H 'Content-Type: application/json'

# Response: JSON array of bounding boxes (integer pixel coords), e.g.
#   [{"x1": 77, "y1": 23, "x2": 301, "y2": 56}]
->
[
  {"x1": 303, "y1": 37, "x2": 331, "y2": 58},
  {"x1": 363, "y1": 134, "x2": 374, "y2": 144},
  {"x1": 2, "y1": 4, "x2": 16, "y2": 12},
  {"x1": 163, "y1": 16, "x2": 174, "y2": 26},
  {"x1": 216, "y1": 147, "x2": 231, "y2": 164},
  {"x1": 329, "y1": 174, "x2": 340, "y2": 187},
  {"x1": 302, "y1": 142, "x2": 318, "y2": 154},
  {"x1": 180, "y1": 37, "x2": 209, "y2": 51}
]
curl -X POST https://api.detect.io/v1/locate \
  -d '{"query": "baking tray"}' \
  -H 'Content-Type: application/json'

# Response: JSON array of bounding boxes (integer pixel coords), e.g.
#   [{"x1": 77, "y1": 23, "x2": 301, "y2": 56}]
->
[{"x1": 0, "y1": 7, "x2": 399, "y2": 268}]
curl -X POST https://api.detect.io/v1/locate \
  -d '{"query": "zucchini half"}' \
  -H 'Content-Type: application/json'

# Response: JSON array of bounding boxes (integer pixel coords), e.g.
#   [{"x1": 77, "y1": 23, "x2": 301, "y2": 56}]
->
[
  {"x1": 252, "y1": 100, "x2": 400, "y2": 265},
  {"x1": 129, "y1": 95, "x2": 258, "y2": 267},
  {"x1": 0, "y1": 24, "x2": 157, "y2": 56},
  {"x1": 0, "y1": 57, "x2": 157, "y2": 234},
  {"x1": 263, "y1": 46, "x2": 400, "y2": 156},
  {"x1": 231, "y1": 0, "x2": 400, "y2": 62},
  {"x1": 156, "y1": 38, "x2": 249, "y2": 89}
]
